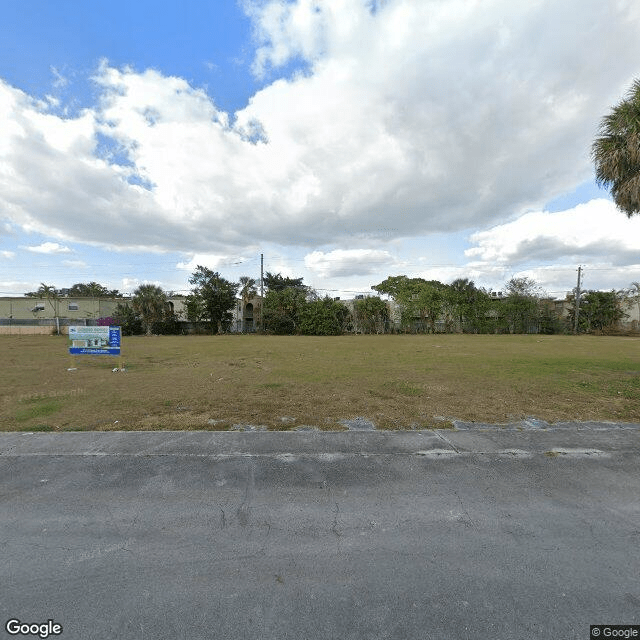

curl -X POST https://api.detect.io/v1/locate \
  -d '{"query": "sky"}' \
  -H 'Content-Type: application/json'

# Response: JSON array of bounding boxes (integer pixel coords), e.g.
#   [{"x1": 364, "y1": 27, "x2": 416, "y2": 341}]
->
[{"x1": 1, "y1": 0, "x2": 640, "y2": 301}]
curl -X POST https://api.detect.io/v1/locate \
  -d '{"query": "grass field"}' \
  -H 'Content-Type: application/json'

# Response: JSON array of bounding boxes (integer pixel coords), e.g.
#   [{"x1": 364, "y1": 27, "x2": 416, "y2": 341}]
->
[{"x1": 1, "y1": 334, "x2": 639, "y2": 431}]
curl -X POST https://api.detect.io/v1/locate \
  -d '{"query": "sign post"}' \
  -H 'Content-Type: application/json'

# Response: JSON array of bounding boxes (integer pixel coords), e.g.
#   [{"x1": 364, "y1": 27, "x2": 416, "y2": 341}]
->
[{"x1": 68, "y1": 326, "x2": 123, "y2": 369}]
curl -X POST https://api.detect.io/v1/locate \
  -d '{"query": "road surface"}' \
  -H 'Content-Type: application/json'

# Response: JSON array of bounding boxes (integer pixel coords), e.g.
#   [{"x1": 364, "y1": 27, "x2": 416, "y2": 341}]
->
[{"x1": 1, "y1": 424, "x2": 639, "y2": 639}]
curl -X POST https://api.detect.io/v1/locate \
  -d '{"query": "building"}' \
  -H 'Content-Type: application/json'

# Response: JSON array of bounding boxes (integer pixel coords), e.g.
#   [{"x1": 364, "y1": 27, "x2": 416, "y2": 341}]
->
[
  {"x1": 0, "y1": 295, "x2": 187, "y2": 335},
  {"x1": 231, "y1": 296, "x2": 262, "y2": 332}
]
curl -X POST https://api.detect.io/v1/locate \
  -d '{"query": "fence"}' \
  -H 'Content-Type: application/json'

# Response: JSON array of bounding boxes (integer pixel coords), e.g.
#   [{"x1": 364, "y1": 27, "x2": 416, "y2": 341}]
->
[{"x1": 0, "y1": 318, "x2": 97, "y2": 335}]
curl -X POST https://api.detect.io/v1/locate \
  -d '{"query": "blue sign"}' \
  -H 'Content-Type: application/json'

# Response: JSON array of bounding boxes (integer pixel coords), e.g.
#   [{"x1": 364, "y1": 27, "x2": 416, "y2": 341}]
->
[
  {"x1": 69, "y1": 326, "x2": 121, "y2": 355},
  {"x1": 109, "y1": 327, "x2": 121, "y2": 348}
]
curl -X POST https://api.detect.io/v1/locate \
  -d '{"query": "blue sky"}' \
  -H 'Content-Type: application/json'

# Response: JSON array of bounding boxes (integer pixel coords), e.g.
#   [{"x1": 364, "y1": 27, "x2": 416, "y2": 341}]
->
[
  {"x1": 1, "y1": 0, "x2": 639, "y2": 300},
  {"x1": 0, "y1": 1, "x2": 257, "y2": 112}
]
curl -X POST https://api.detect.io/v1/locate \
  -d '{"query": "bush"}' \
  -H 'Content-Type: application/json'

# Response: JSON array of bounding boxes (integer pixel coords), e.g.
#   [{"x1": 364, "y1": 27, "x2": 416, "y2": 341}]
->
[
  {"x1": 263, "y1": 311, "x2": 296, "y2": 335},
  {"x1": 298, "y1": 297, "x2": 350, "y2": 336},
  {"x1": 152, "y1": 313, "x2": 182, "y2": 335},
  {"x1": 112, "y1": 303, "x2": 143, "y2": 336}
]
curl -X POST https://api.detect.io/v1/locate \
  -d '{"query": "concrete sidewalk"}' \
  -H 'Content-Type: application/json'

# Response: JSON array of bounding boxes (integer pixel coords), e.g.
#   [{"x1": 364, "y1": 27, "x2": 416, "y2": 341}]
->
[
  {"x1": 1, "y1": 425, "x2": 639, "y2": 640},
  {"x1": 1, "y1": 420, "x2": 639, "y2": 457}
]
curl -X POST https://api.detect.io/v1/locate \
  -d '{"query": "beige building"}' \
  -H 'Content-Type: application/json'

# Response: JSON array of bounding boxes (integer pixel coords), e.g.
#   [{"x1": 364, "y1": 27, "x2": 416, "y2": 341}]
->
[
  {"x1": 0, "y1": 296, "x2": 187, "y2": 335},
  {"x1": 231, "y1": 296, "x2": 262, "y2": 332},
  {"x1": 0, "y1": 296, "x2": 124, "y2": 322}
]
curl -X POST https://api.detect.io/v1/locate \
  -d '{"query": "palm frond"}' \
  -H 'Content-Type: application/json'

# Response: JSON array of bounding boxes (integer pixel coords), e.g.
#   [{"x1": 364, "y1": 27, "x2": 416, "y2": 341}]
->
[{"x1": 592, "y1": 79, "x2": 640, "y2": 217}]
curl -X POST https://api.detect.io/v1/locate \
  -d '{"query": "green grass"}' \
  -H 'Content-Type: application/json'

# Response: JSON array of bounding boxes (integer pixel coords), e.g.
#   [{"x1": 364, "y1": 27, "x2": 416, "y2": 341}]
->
[
  {"x1": 18, "y1": 424, "x2": 55, "y2": 432},
  {"x1": 0, "y1": 333, "x2": 638, "y2": 431},
  {"x1": 384, "y1": 380, "x2": 423, "y2": 396},
  {"x1": 15, "y1": 398, "x2": 62, "y2": 422}
]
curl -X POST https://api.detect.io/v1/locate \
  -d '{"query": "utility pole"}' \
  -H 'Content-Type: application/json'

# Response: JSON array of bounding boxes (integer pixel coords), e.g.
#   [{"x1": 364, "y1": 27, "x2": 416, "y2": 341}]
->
[
  {"x1": 574, "y1": 266, "x2": 582, "y2": 334},
  {"x1": 260, "y1": 253, "x2": 264, "y2": 333}
]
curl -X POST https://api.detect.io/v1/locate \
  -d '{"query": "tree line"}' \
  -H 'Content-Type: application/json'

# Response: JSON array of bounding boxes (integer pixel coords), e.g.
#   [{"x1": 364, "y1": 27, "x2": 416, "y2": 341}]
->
[
  {"x1": 372, "y1": 276, "x2": 637, "y2": 335},
  {"x1": 26, "y1": 271, "x2": 640, "y2": 336}
]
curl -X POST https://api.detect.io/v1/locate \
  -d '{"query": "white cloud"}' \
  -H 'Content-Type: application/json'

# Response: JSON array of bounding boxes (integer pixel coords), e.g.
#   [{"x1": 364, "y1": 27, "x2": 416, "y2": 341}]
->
[
  {"x1": 50, "y1": 66, "x2": 68, "y2": 89},
  {"x1": 62, "y1": 259, "x2": 87, "y2": 268},
  {"x1": 0, "y1": 0, "x2": 639, "y2": 267},
  {"x1": 44, "y1": 95, "x2": 60, "y2": 108},
  {"x1": 247, "y1": 0, "x2": 327, "y2": 77},
  {"x1": 305, "y1": 248, "x2": 395, "y2": 277},
  {"x1": 119, "y1": 278, "x2": 141, "y2": 295},
  {"x1": 463, "y1": 199, "x2": 640, "y2": 294},
  {"x1": 24, "y1": 242, "x2": 72, "y2": 254},
  {"x1": 0, "y1": 279, "x2": 31, "y2": 293},
  {"x1": 120, "y1": 277, "x2": 166, "y2": 294},
  {"x1": 465, "y1": 200, "x2": 640, "y2": 266},
  {"x1": 0, "y1": 250, "x2": 15, "y2": 259},
  {"x1": 176, "y1": 253, "x2": 249, "y2": 272}
]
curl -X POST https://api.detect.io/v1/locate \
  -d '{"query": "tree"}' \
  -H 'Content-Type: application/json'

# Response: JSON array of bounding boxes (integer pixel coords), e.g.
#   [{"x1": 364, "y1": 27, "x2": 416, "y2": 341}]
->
[
  {"x1": 469, "y1": 288, "x2": 498, "y2": 334},
  {"x1": 239, "y1": 276, "x2": 257, "y2": 302},
  {"x1": 449, "y1": 278, "x2": 494, "y2": 333},
  {"x1": 26, "y1": 283, "x2": 60, "y2": 334},
  {"x1": 188, "y1": 266, "x2": 239, "y2": 334},
  {"x1": 399, "y1": 282, "x2": 443, "y2": 333},
  {"x1": 371, "y1": 275, "x2": 414, "y2": 301},
  {"x1": 372, "y1": 276, "x2": 446, "y2": 333},
  {"x1": 298, "y1": 296, "x2": 350, "y2": 335},
  {"x1": 113, "y1": 302, "x2": 142, "y2": 336},
  {"x1": 501, "y1": 277, "x2": 542, "y2": 334},
  {"x1": 262, "y1": 287, "x2": 308, "y2": 334},
  {"x1": 352, "y1": 296, "x2": 389, "y2": 334},
  {"x1": 263, "y1": 272, "x2": 305, "y2": 292},
  {"x1": 34, "y1": 283, "x2": 59, "y2": 317},
  {"x1": 67, "y1": 282, "x2": 122, "y2": 297},
  {"x1": 132, "y1": 284, "x2": 167, "y2": 336},
  {"x1": 182, "y1": 293, "x2": 207, "y2": 333},
  {"x1": 592, "y1": 78, "x2": 640, "y2": 217},
  {"x1": 26, "y1": 285, "x2": 55, "y2": 298},
  {"x1": 261, "y1": 273, "x2": 309, "y2": 334},
  {"x1": 26, "y1": 282, "x2": 122, "y2": 297},
  {"x1": 568, "y1": 290, "x2": 626, "y2": 333}
]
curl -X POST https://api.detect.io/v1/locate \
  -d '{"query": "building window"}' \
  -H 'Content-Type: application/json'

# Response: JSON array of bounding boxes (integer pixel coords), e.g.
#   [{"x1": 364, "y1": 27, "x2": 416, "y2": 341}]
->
[
  {"x1": 33, "y1": 303, "x2": 45, "y2": 311},
  {"x1": 68, "y1": 303, "x2": 79, "y2": 311}
]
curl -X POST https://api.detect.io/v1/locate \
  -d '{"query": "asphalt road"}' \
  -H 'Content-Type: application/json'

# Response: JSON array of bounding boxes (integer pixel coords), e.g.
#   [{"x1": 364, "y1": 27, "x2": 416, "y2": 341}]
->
[{"x1": 1, "y1": 424, "x2": 639, "y2": 640}]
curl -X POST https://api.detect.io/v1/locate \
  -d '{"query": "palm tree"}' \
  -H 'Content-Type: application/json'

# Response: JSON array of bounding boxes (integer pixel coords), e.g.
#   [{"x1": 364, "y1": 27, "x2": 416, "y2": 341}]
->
[
  {"x1": 132, "y1": 284, "x2": 167, "y2": 336},
  {"x1": 37, "y1": 283, "x2": 61, "y2": 334},
  {"x1": 592, "y1": 78, "x2": 640, "y2": 217},
  {"x1": 239, "y1": 277, "x2": 256, "y2": 301},
  {"x1": 37, "y1": 283, "x2": 59, "y2": 314}
]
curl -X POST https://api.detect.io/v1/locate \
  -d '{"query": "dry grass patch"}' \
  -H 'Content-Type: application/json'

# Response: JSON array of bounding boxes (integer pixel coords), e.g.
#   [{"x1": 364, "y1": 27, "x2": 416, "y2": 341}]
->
[{"x1": 1, "y1": 334, "x2": 639, "y2": 431}]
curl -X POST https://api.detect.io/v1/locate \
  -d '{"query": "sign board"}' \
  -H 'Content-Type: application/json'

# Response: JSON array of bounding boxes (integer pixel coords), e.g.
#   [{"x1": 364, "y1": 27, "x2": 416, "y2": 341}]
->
[{"x1": 69, "y1": 326, "x2": 121, "y2": 355}]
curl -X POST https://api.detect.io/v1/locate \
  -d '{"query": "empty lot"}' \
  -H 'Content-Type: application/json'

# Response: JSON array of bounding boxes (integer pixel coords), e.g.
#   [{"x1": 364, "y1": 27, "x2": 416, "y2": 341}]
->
[{"x1": 2, "y1": 334, "x2": 639, "y2": 431}]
